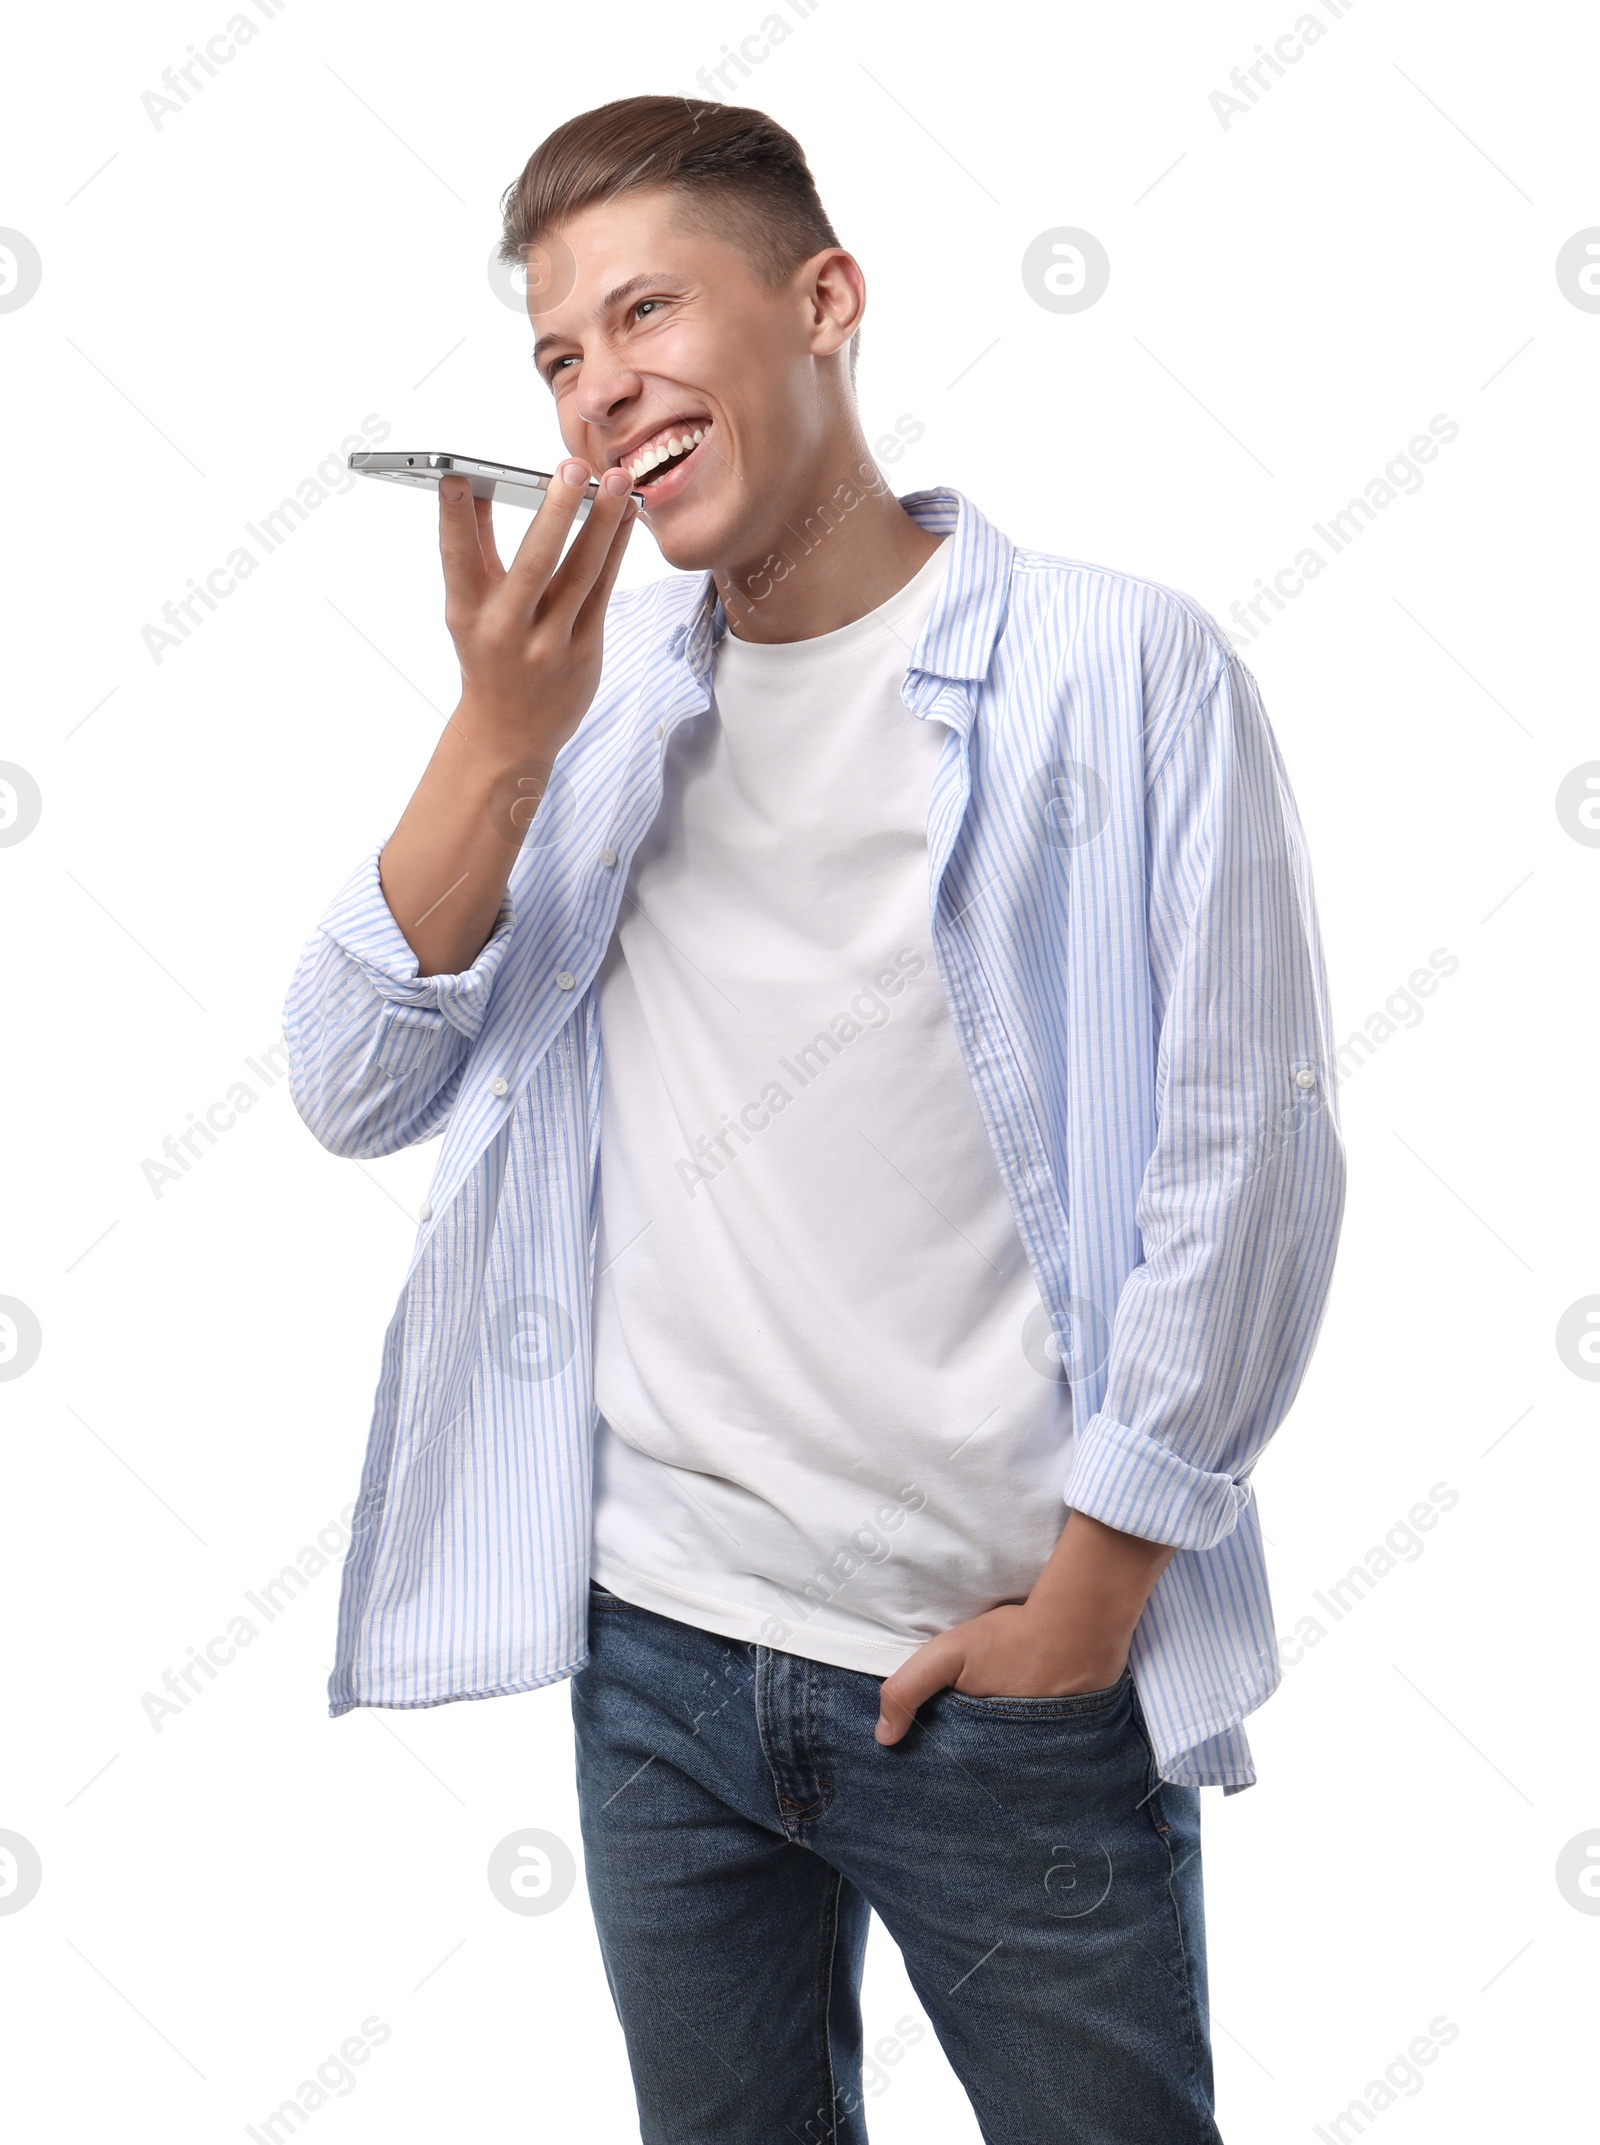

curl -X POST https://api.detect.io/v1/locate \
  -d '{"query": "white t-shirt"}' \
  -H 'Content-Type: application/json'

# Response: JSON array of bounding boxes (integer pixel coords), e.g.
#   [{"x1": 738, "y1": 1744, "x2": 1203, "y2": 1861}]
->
[{"x1": 589, "y1": 537, "x2": 1074, "y2": 1673}]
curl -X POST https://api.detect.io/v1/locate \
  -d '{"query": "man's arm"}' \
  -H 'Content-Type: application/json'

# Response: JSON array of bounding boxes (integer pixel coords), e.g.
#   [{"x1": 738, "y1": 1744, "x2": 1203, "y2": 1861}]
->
[
  {"x1": 380, "y1": 461, "x2": 638, "y2": 977},
  {"x1": 877, "y1": 645, "x2": 1346, "y2": 1741},
  {"x1": 282, "y1": 462, "x2": 639, "y2": 1157},
  {"x1": 1060, "y1": 649, "x2": 1347, "y2": 1549}
]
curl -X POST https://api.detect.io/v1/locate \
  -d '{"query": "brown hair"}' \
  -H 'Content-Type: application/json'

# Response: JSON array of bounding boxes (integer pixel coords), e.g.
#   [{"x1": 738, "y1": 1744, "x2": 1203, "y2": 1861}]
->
[{"x1": 496, "y1": 95, "x2": 858, "y2": 386}]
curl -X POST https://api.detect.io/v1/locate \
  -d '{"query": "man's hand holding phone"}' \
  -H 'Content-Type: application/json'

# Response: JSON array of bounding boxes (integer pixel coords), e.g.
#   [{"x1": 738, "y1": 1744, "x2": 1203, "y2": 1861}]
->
[
  {"x1": 440, "y1": 457, "x2": 638, "y2": 755},
  {"x1": 377, "y1": 458, "x2": 639, "y2": 980}
]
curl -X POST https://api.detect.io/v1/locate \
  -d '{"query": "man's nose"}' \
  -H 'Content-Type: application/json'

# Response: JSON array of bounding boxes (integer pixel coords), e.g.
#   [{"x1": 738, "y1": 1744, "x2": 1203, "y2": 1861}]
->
[{"x1": 573, "y1": 365, "x2": 642, "y2": 439}]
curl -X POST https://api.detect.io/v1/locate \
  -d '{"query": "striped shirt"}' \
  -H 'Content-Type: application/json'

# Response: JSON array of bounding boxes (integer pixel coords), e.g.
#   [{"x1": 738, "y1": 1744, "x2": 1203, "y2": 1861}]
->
[{"x1": 282, "y1": 483, "x2": 1347, "y2": 1790}]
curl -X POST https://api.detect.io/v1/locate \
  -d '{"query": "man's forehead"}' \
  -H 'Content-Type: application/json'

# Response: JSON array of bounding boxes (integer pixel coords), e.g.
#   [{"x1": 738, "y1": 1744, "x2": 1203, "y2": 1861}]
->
[{"x1": 534, "y1": 192, "x2": 699, "y2": 292}]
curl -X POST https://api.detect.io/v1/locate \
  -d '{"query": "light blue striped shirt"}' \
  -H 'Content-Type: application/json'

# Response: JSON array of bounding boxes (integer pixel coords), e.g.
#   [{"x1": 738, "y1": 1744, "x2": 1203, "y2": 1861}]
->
[{"x1": 283, "y1": 484, "x2": 1347, "y2": 1790}]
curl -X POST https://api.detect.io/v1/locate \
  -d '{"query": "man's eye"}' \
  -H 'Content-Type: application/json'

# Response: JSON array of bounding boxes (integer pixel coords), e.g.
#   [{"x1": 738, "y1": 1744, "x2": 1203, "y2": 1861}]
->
[{"x1": 543, "y1": 299, "x2": 665, "y2": 382}]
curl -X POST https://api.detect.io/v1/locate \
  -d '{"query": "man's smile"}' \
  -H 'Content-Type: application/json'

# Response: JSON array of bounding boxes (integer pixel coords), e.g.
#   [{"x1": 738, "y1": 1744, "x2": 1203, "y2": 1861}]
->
[{"x1": 605, "y1": 415, "x2": 715, "y2": 498}]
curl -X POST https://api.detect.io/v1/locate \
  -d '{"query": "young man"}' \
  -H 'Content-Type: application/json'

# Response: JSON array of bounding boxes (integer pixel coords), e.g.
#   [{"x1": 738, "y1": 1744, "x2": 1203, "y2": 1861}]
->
[{"x1": 284, "y1": 95, "x2": 1346, "y2": 2144}]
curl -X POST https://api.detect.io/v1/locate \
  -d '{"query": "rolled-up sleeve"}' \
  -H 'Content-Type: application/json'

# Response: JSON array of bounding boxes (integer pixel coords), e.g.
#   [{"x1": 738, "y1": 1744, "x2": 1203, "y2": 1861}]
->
[
  {"x1": 1063, "y1": 653, "x2": 1347, "y2": 1551},
  {"x1": 282, "y1": 840, "x2": 516, "y2": 1159}
]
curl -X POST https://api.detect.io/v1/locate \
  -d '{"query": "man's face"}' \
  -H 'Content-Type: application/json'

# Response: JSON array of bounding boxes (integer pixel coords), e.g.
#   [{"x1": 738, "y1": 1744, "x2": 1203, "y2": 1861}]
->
[{"x1": 528, "y1": 187, "x2": 854, "y2": 572}]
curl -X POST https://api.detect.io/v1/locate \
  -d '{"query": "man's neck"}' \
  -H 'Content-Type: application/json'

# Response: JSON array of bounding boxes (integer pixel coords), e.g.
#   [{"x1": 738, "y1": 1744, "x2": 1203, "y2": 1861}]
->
[{"x1": 711, "y1": 463, "x2": 946, "y2": 646}]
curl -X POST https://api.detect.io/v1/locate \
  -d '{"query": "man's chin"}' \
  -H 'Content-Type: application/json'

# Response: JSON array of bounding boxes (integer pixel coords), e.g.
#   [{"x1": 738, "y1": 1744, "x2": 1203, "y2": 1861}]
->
[{"x1": 641, "y1": 502, "x2": 727, "y2": 575}]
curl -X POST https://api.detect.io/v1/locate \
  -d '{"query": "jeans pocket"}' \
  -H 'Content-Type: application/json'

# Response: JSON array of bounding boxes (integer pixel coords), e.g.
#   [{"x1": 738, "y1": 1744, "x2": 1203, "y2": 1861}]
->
[
  {"x1": 939, "y1": 1666, "x2": 1132, "y2": 1722},
  {"x1": 588, "y1": 1578, "x2": 636, "y2": 1610}
]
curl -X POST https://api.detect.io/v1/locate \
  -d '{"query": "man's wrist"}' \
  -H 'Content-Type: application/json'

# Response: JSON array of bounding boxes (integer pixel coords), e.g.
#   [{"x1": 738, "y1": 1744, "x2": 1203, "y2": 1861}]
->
[{"x1": 1024, "y1": 1509, "x2": 1178, "y2": 1644}]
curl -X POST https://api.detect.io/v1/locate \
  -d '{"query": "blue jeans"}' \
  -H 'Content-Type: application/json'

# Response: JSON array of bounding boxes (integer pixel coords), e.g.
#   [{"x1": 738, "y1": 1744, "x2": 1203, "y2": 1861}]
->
[{"x1": 572, "y1": 1582, "x2": 1222, "y2": 2144}]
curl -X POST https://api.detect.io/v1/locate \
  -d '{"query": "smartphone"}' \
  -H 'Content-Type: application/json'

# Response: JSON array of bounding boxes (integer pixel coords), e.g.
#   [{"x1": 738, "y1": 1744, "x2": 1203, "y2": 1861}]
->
[{"x1": 348, "y1": 450, "x2": 645, "y2": 518}]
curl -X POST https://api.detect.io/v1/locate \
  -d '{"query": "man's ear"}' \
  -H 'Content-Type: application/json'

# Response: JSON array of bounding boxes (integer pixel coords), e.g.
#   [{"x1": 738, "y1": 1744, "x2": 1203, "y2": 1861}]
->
[{"x1": 804, "y1": 246, "x2": 866, "y2": 360}]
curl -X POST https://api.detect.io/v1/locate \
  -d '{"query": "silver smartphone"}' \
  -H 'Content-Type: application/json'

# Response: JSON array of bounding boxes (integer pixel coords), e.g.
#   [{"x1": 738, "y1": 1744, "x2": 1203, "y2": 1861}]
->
[{"x1": 348, "y1": 450, "x2": 645, "y2": 518}]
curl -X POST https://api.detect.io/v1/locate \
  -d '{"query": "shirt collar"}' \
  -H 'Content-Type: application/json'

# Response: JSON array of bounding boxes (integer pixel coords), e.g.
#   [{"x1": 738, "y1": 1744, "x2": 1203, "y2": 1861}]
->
[{"x1": 664, "y1": 484, "x2": 1012, "y2": 687}]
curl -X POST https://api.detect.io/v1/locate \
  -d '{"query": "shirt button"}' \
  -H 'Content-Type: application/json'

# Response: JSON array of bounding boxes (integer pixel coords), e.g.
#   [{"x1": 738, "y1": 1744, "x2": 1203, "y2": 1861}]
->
[
  {"x1": 599, "y1": 848, "x2": 618, "y2": 868},
  {"x1": 556, "y1": 971, "x2": 576, "y2": 991},
  {"x1": 1294, "y1": 1068, "x2": 1316, "y2": 1089},
  {"x1": 489, "y1": 1076, "x2": 510, "y2": 1097},
  {"x1": 655, "y1": 722, "x2": 665, "y2": 738},
  {"x1": 419, "y1": 1200, "x2": 432, "y2": 1221}
]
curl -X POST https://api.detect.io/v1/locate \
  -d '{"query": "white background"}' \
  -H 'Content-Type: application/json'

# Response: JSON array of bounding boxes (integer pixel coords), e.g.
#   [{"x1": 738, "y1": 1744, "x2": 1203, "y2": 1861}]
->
[{"x1": 2, "y1": 0, "x2": 1596, "y2": 2137}]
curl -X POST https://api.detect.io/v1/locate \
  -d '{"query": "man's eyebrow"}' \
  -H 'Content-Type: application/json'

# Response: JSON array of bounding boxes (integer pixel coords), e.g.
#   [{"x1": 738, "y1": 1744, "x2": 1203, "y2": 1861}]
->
[{"x1": 531, "y1": 272, "x2": 674, "y2": 370}]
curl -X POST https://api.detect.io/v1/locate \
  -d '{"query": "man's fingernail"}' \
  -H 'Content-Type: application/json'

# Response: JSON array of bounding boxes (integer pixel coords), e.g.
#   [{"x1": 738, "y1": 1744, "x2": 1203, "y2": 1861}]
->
[
  {"x1": 441, "y1": 478, "x2": 465, "y2": 501},
  {"x1": 560, "y1": 459, "x2": 590, "y2": 487}
]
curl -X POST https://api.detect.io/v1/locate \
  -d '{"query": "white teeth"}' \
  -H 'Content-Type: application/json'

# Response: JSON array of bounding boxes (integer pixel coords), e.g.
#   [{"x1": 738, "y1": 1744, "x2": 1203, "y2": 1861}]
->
[{"x1": 627, "y1": 425, "x2": 707, "y2": 480}]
